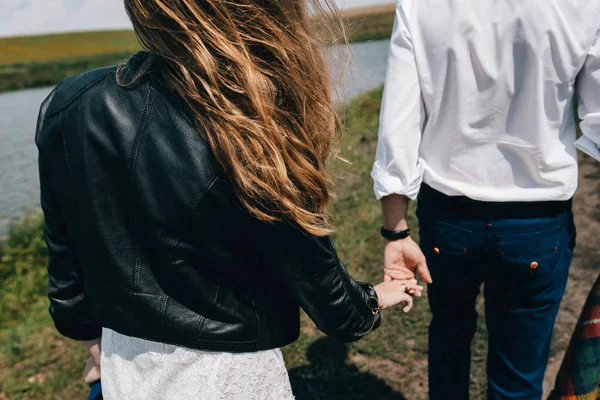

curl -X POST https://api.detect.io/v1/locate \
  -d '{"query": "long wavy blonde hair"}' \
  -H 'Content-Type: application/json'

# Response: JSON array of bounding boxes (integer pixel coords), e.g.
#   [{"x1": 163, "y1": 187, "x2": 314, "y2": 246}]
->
[{"x1": 122, "y1": 0, "x2": 346, "y2": 235}]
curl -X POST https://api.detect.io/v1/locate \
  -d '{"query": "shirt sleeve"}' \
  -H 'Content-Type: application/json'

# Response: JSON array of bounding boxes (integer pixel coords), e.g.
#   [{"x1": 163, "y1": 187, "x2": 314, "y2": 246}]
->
[
  {"x1": 575, "y1": 34, "x2": 600, "y2": 161},
  {"x1": 371, "y1": 3, "x2": 427, "y2": 200}
]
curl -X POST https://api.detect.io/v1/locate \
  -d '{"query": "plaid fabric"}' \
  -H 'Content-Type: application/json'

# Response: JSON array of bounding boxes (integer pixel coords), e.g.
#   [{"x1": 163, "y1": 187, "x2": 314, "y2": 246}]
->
[{"x1": 550, "y1": 273, "x2": 600, "y2": 400}]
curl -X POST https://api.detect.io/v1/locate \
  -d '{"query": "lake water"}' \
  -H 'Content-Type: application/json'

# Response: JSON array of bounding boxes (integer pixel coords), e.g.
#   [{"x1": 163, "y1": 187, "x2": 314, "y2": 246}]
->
[{"x1": 0, "y1": 39, "x2": 391, "y2": 235}]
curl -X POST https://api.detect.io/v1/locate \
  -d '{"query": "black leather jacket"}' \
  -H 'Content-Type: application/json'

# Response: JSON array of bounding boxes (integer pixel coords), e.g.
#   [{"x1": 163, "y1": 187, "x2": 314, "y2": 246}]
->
[{"x1": 35, "y1": 52, "x2": 381, "y2": 352}]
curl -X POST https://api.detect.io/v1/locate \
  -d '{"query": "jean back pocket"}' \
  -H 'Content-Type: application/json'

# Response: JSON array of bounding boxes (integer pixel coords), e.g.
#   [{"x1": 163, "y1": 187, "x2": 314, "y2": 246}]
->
[
  {"x1": 495, "y1": 224, "x2": 567, "y2": 288},
  {"x1": 424, "y1": 220, "x2": 474, "y2": 257}
]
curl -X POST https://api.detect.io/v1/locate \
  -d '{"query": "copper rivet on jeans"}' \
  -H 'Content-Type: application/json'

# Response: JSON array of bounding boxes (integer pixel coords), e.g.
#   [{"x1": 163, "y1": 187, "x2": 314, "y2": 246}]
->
[
  {"x1": 434, "y1": 247, "x2": 440, "y2": 255},
  {"x1": 530, "y1": 261, "x2": 539, "y2": 270}
]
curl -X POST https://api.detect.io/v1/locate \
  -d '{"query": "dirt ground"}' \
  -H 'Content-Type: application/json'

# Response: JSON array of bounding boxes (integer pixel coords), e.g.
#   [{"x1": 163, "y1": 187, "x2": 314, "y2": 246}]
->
[
  {"x1": 542, "y1": 154, "x2": 600, "y2": 397},
  {"x1": 343, "y1": 154, "x2": 600, "y2": 399}
]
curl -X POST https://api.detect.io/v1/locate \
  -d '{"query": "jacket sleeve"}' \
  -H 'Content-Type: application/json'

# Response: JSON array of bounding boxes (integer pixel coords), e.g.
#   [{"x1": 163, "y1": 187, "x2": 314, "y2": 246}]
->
[
  {"x1": 36, "y1": 94, "x2": 102, "y2": 341},
  {"x1": 247, "y1": 212, "x2": 381, "y2": 343}
]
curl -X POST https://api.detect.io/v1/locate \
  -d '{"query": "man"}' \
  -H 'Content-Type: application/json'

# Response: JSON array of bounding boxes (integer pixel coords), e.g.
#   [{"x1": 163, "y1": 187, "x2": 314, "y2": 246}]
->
[{"x1": 373, "y1": 1, "x2": 600, "y2": 399}]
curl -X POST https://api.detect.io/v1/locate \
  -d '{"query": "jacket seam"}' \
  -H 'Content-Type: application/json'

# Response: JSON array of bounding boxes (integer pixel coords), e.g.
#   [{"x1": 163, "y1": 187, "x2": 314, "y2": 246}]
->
[
  {"x1": 58, "y1": 113, "x2": 76, "y2": 208},
  {"x1": 193, "y1": 286, "x2": 220, "y2": 340},
  {"x1": 45, "y1": 69, "x2": 116, "y2": 120},
  {"x1": 127, "y1": 82, "x2": 158, "y2": 334},
  {"x1": 161, "y1": 93, "x2": 222, "y2": 250},
  {"x1": 163, "y1": 93, "x2": 211, "y2": 146},
  {"x1": 58, "y1": 112, "x2": 87, "y2": 239},
  {"x1": 128, "y1": 83, "x2": 157, "y2": 180},
  {"x1": 158, "y1": 295, "x2": 170, "y2": 339},
  {"x1": 168, "y1": 173, "x2": 221, "y2": 251},
  {"x1": 253, "y1": 298, "x2": 260, "y2": 350}
]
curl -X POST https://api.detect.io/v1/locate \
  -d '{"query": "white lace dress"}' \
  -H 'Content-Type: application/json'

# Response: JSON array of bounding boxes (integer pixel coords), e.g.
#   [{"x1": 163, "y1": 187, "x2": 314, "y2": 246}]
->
[{"x1": 100, "y1": 328, "x2": 295, "y2": 400}]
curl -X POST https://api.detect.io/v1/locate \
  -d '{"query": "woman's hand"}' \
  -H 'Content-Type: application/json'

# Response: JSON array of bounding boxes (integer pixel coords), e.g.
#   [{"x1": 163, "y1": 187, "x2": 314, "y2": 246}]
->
[
  {"x1": 374, "y1": 279, "x2": 423, "y2": 313},
  {"x1": 84, "y1": 356, "x2": 101, "y2": 384},
  {"x1": 83, "y1": 338, "x2": 102, "y2": 384}
]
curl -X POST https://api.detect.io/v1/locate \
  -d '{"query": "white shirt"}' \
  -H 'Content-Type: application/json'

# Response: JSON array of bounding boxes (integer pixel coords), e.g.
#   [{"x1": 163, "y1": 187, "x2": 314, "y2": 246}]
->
[{"x1": 372, "y1": 0, "x2": 600, "y2": 201}]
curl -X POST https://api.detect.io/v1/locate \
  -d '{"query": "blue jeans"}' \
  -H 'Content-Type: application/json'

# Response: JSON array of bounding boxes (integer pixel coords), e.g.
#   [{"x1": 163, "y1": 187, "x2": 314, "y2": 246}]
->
[{"x1": 418, "y1": 199, "x2": 576, "y2": 400}]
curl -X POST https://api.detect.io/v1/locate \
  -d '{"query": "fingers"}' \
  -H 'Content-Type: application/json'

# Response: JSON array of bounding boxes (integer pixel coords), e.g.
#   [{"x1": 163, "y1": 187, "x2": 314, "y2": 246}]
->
[
  {"x1": 383, "y1": 267, "x2": 414, "y2": 281},
  {"x1": 390, "y1": 281, "x2": 417, "y2": 312},
  {"x1": 384, "y1": 239, "x2": 430, "y2": 283},
  {"x1": 83, "y1": 357, "x2": 101, "y2": 384},
  {"x1": 417, "y1": 260, "x2": 433, "y2": 284},
  {"x1": 398, "y1": 278, "x2": 423, "y2": 297},
  {"x1": 401, "y1": 293, "x2": 414, "y2": 313},
  {"x1": 84, "y1": 338, "x2": 102, "y2": 368},
  {"x1": 374, "y1": 280, "x2": 422, "y2": 311},
  {"x1": 404, "y1": 281, "x2": 424, "y2": 297}
]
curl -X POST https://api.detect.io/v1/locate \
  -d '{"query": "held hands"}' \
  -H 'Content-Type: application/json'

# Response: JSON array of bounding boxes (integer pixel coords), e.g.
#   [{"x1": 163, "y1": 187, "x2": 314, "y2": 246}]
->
[
  {"x1": 375, "y1": 235, "x2": 432, "y2": 314},
  {"x1": 374, "y1": 279, "x2": 423, "y2": 313},
  {"x1": 384, "y1": 237, "x2": 432, "y2": 284}
]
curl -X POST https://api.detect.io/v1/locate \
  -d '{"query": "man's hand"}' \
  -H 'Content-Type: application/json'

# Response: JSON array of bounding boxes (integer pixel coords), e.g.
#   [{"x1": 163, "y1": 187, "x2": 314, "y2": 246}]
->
[
  {"x1": 384, "y1": 237, "x2": 432, "y2": 284},
  {"x1": 380, "y1": 194, "x2": 432, "y2": 285}
]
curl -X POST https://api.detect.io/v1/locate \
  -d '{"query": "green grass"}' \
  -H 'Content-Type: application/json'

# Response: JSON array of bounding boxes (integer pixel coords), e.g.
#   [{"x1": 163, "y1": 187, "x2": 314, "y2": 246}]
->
[
  {"x1": 0, "y1": 212, "x2": 91, "y2": 399},
  {"x1": 0, "y1": 7, "x2": 396, "y2": 94},
  {"x1": 283, "y1": 87, "x2": 490, "y2": 399},
  {"x1": 344, "y1": 9, "x2": 396, "y2": 43},
  {"x1": 0, "y1": 87, "x2": 489, "y2": 399},
  {"x1": 0, "y1": 51, "x2": 134, "y2": 93}
]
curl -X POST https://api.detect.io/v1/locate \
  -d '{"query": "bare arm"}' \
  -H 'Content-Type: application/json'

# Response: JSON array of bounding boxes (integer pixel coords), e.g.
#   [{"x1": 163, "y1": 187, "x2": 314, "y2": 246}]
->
[
  {"x1": 382, "y1": 194, "x2": 410, "y2": 231},
  {"x1": 373, "y1": 6, "x2": 431, "y2": 285},
  {"x1": 381, "y1": 194, "x2": 432, "y2": 284}
]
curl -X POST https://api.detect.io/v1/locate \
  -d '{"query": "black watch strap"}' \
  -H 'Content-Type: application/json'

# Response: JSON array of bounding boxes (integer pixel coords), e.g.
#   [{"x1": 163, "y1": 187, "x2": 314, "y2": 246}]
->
[{"x1": 380, "y1": 226, "x2": 411, "y2": 241}]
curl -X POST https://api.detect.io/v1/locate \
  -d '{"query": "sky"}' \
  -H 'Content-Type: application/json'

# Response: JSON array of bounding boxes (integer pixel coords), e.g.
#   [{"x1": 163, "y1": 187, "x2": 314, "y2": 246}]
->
[{"x1": 0, "y1": 0, "x2": 395, "y2": 38}]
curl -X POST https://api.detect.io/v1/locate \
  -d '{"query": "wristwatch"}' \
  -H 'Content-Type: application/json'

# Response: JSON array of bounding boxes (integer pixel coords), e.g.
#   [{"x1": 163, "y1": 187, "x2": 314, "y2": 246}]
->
[{"x1": 380, "y1": 226, "x2": 411, "y2": 241}]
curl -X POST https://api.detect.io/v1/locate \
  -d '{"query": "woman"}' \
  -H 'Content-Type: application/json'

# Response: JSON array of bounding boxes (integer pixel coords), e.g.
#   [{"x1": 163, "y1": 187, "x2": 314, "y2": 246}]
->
[{"x1": 35, "y1": 0, "x2": 420, "y2": 398}]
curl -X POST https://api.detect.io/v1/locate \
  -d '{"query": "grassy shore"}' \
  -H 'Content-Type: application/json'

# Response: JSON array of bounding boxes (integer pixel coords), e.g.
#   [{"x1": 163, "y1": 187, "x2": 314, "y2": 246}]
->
[
  {"x1": 0, "y1": 5, "x2": 396, "y2": 94},
  {"x1": 343, "y1": 4, "x2": 396, "y2": 43},
  {"x1": 0, "y1": 86, "x2": 493, "y2": 399}
]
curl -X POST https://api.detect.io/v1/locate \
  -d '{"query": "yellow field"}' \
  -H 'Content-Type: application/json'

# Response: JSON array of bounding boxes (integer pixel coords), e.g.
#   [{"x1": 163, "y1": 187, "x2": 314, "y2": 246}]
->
[
  {"x1": 341, "y1": 3, "x2": 396, "y2": 19},
  {"x1": 0, "y1": 30, "x2": 139, "y2": 65},
  {"x1": 0, "y1": 5, "x2": 394, "y2": 93},
  {"x1": 0, "y1": 4, "x2": 397, "y2": 66}
]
